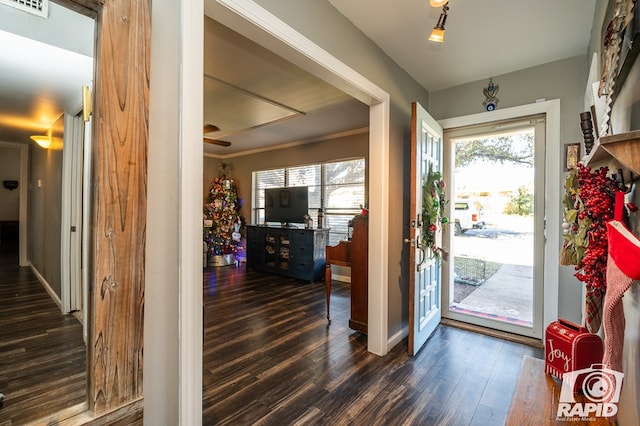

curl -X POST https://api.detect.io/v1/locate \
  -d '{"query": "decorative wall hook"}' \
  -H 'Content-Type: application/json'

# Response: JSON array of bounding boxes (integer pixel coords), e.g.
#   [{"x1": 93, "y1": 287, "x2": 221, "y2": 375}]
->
[{"x1": 615, "y1": 168, "x2": 638, "y2": 193}]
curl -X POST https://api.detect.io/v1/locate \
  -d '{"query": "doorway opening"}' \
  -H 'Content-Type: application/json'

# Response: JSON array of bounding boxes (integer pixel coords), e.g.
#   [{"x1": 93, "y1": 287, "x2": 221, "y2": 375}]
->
[
  {"x1": 442, "y1": 116, "x2": 545, "y2": 338},
  {"x1": 0, "y1": 1, "x2": 94, "y2": 422}
]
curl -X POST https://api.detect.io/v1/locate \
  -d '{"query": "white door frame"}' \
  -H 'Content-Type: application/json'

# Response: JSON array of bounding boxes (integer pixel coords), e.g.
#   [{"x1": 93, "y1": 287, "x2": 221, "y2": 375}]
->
[
  {"x1": 441, "y1": 117, "x2": 545, "y2": 338},
  {"x1": 81, "y1": 118, "x2": 92, "y2": 343},
  {"x1": 438, "y1": 99, "x2": 561, "y2": 335},
  {"x1": 206, "y1": 0, "x2": 392, "y2": 356},
  {"x1": 0, "y1": 141, "x2": 28, "y2": 266}
]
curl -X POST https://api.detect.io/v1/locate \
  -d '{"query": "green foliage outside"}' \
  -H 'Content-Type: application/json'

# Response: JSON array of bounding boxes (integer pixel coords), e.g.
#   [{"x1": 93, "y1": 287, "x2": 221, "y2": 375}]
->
[
  {"x1": 504, "y1": 186, "x2": 534, "y2": 216},
  {"x1": 455, "y1": 134, "x2": 533, "y2": 168}
]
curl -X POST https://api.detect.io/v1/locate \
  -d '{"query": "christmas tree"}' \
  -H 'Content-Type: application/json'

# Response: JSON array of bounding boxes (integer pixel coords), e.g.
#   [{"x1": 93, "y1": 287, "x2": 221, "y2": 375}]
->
[{"x1": 203, "y1": 164, "x2": 243, "y2": 259}]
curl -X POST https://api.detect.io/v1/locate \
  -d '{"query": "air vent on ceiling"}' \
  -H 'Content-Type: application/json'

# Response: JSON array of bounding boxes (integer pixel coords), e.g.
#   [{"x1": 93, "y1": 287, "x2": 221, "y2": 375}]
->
[{"x1": 0, "y1": 0, "x2": 48, "y2": 18}]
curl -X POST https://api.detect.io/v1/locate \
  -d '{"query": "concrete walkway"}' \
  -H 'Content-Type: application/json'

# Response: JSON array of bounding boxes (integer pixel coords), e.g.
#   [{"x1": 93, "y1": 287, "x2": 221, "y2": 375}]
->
[{"x1": 451, "y1": 263, "x2": 533, "y2": 324}]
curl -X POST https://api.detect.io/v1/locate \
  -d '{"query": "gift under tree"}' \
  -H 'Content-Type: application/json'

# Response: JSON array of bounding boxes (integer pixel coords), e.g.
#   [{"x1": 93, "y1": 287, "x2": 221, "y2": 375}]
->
[{"x1": 204, "y1": 165, "x2": 243, "y2": 263}]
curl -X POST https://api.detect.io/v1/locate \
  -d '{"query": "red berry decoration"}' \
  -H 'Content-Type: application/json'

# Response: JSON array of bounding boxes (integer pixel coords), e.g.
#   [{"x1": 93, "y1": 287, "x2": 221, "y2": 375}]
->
[{"x1": 569, "y1": 164, "x2": 626, "y2": 291}]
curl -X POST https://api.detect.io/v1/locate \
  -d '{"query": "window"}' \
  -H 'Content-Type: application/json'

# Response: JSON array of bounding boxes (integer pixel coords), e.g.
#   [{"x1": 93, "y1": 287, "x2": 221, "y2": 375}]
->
[{"x1": 252, "y1": 158, "x2": 365, "y2": 245}]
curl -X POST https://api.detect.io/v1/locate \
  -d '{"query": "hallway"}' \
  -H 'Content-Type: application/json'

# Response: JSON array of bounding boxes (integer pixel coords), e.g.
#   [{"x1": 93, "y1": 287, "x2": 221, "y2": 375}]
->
[{"x1": 0, "y1": 237, "x2": 86, "y2": 425}]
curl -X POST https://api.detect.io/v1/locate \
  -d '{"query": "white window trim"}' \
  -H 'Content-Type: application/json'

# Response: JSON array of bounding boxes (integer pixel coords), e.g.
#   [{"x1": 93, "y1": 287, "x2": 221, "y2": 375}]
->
[{"x1": 251, "y1": 159, "x2": 365, "y2": 238}]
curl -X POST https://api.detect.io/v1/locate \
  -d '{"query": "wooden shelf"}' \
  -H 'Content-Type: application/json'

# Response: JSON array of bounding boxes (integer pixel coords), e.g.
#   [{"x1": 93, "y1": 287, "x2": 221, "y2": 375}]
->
[
  {"x1": 583, "y1": 130, "x2": 640, "y2": 176},
  {"x1": 507, "y1": 356, "x2": 613, "y2": 425}
]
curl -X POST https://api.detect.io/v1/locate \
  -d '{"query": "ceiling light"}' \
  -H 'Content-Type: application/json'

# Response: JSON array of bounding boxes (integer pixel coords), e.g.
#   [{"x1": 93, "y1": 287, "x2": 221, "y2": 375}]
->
[
  {"x1": 429, "y1": 0, "x2": 448, "y2": 7},
  {"x1": 30, "y1": 135, "x2": 51, "y2": 149},
  {"x1": 428, "y1": 4, "x2": 449, "y2": 43}
]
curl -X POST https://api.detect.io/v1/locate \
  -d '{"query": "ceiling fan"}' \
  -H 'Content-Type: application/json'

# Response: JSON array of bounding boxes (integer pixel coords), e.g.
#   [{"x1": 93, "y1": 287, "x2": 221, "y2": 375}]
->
[{"x1": 203, "y1": 124, "x2": 231, "y2": 147}]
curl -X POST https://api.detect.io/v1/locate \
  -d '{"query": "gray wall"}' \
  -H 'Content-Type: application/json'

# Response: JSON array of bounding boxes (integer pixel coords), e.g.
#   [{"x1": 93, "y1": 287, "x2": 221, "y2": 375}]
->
[
  {"x1": 595, "y1": 2, "x2": 640, "y2": 424},
  {"x1": 429, "y1": 55, "x2": 589, "y2": 323},
  {"x1": 28, "y1": 116, "x2": 64, "y2": 297},
  {"x1": 610, "y1": 55, "x2": 640, "y2": 426},
  {"x1": 247, "y1": 0, "x2": 431, "y2": 339},
  {"x1": 0, "y1": 147, "x2": 21, "y2": 221}
]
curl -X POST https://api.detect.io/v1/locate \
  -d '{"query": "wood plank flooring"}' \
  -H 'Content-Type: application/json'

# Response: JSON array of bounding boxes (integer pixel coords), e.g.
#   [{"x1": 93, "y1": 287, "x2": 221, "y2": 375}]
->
[
  {"x1": 1, "y1": 237, "x2": 543, "y2": 425},
  {"x1": 203, "y1": 265, "x2": 543, "y2": 425},
  {"x1": 0, "y1": 240, "x2": 86, "y2": 425}
]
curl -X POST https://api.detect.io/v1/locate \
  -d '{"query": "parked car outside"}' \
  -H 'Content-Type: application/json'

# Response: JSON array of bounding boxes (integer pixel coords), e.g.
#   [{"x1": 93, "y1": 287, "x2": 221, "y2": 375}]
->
[{"x1": 454, "y1": 200, "x2": 485, "y2": 235}]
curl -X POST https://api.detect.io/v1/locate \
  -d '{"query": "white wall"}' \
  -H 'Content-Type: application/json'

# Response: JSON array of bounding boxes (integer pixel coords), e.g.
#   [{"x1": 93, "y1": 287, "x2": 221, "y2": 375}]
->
[{"x1": 146, "y1": 0, "x2": 203, "y2": 424}]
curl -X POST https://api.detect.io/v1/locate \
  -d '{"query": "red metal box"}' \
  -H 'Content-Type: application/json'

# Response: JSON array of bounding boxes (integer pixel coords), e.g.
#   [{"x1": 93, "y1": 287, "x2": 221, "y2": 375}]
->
[{"x1": 545, "y1": 319, "x2": 603, "y2": 391}]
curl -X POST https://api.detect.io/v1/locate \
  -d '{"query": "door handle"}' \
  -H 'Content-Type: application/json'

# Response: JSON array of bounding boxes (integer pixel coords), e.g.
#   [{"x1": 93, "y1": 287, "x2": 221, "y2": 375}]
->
[{"x1": 416, "y1": 237, "x2": 427, "y2": 272}]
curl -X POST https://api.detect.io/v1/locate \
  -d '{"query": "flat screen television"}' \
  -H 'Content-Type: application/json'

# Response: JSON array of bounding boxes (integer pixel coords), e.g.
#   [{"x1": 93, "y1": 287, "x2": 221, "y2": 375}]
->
[{"x1": 264, "y1": 186, "x2": 309, "y2": 225}]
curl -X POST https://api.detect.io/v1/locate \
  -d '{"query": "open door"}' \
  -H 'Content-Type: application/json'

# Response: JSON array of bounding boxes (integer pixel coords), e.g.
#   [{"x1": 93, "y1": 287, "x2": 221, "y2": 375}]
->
[
  {"x1": 408, "y1": 102, "x2": 443, "y2": 355},
  {"x1": 61, "y1": 113, "x2": 84, "y2": 313}
]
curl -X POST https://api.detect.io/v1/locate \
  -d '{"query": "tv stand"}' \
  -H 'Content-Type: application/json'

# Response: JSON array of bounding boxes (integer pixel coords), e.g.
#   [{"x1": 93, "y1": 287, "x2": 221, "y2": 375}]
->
[{"x1": 246, "y1": 225, "x2": 329, "y2": 282}]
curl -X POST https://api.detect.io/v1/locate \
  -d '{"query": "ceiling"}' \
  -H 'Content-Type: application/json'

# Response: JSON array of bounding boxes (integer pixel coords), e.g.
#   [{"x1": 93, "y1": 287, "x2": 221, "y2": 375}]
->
[
  {"x1": 202, "y1": 17, "x2": 370, "y2": 157},
  {"x1": 0, "y1": 0, "x2": 598, "y2": 157},
  {"x1": 329, "y1": 0, "x2": 598, "y2": 91},
  {"x1": 0, "y1": 2, "x2": 94, "y2": 147}
]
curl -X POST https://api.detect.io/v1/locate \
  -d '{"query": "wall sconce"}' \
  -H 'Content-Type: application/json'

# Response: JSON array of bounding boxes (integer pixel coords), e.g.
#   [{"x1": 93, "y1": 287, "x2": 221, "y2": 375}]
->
[
  {"x1": 3, "y1": 180, "x2": 18, "y2": 191},
  {"x1": 429, "y1": 0, "x2": 448, "y2": 6},
  {"x1": 428, "y1": 3, "x2": 449, "y2": 43},
  {"x1": 30, "y1": 135, "x2": 52, "y2": 149}
]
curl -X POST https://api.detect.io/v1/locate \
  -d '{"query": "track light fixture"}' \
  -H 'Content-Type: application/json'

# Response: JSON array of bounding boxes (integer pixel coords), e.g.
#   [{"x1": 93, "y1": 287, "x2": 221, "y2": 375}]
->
[{"x1": 428, "y1": 3, "x2": 449, "y2": 43}]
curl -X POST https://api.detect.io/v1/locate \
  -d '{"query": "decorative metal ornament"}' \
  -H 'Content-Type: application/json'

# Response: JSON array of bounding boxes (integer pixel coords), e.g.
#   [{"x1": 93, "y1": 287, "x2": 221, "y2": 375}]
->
[
  {"x1": 579, "y1": 111, "x2": 595, "y2": 155},
  {"x1": 482, "y1": 78, "x2": 499, "y2": 111}
]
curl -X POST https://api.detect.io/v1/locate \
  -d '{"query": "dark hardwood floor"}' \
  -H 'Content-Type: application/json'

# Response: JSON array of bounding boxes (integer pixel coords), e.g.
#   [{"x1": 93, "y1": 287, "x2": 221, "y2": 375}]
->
[
  {"x1": 0, "y1": 239, "x2": 86, "y2": 425},
  {"x1": 203, "y1": 265, "x2": 543, "y2": 426},
  {"x1": 0, "y1": 236, "x2": 543, "y2": 425}
]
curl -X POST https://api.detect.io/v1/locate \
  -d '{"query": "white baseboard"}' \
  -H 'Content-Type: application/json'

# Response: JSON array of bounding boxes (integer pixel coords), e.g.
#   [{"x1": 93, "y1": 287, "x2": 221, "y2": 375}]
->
[
  {"x1": 388, "y1": 326, "x2": 408, "y2": 350},
  {"x1": 28, "y1": 262, "x2": 62, "y2": 310},
  {"x1": 332, "y1": 273, "x2": 351, "y2": 283}
]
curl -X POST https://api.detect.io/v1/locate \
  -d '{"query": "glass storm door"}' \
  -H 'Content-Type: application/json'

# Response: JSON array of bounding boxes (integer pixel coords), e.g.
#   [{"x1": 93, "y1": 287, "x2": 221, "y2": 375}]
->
[{"x1": 442, "y1": 117, "x2": 545, "y2": 338}]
